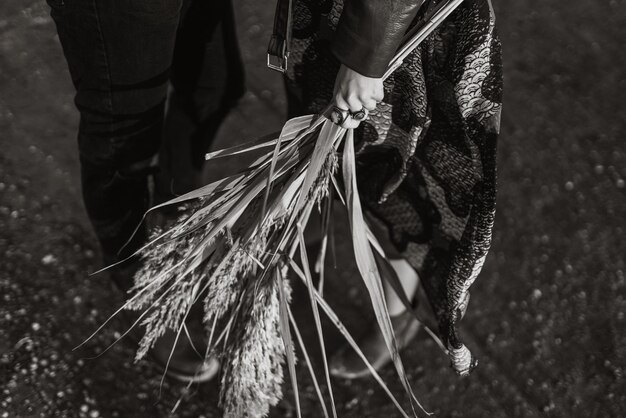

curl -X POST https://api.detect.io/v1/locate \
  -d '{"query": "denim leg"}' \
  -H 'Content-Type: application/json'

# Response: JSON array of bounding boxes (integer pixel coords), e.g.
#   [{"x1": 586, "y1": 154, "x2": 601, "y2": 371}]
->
[
  {"x1": 47, "y1": 0, "x2": 183, "y2": 259},
  {"x1": 156, "y1": 0, "x2": 245, "y2": 200}
]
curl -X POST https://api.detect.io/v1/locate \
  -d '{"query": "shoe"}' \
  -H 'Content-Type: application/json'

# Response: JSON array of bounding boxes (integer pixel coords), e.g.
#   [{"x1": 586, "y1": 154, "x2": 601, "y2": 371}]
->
[
  {"x1": 164, "y1": 358, "x2": 220, "y2": 384},
  {"x1": 146, "y1": 326, "x2": 219, "y2": 383},
  {"x1": 329, "y1": 309, "x2": 421, "y2": 379},
  {"x1": 117, "y1": 309, "x2": 220, "y2": 384}
]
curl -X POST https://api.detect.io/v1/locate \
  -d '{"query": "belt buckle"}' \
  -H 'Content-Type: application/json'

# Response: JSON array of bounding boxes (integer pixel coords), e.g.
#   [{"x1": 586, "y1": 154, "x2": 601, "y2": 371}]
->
[
  {"x1": 267, "y1": 38, "x2": 289, "y2": 73},
  {"x1": 267, "y1": 53, "x2": 288, "y2": 73}
]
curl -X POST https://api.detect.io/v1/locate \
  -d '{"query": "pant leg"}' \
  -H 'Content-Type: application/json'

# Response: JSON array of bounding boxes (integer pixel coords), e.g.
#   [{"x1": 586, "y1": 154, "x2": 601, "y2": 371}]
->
[
  {"x1": 47, "y1": 0, "x2": 183, "y2": 259},
  {"x1": 156, "y1": 0, "x2": 245, "y2": 199}
]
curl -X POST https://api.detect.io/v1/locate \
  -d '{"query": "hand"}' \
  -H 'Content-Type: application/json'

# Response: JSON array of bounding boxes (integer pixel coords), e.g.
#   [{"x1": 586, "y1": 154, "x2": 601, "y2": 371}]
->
[{"x1": 331, "y1": 64, "x2": 384, "y2": 129}]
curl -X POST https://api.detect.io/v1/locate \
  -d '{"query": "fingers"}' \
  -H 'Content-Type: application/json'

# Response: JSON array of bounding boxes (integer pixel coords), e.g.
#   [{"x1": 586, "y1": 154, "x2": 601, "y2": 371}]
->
[
  {"x1": 334, "y1": 92, "x2": 377, "y2": 127},
  {"x1": 329, "y1": 106, "x2": 369, "y2": 129},
  {"x1": 331, "y1": 94, "x2": 353, "y2": 128},
  {"x1": 351, "y1": 108, "x2": 368, "y2": 122},
  {"x1": 341, "y1": 115, "x2": 361, "y2": 130},
  {"x1": 362, "y1": 98, "x2": 377, "y2": 112},
  {"x1": 332, "y1": 93, "x2": 366, "y2": 129},
  {"x1": 373, "y1": 84, "x2": 385, "y2": 103},
  {"x1": 345, "y1": 95, "x2": 363, "y2": 114},
  {"x1": 334, "y1": 94, "x2": 350, "y2": 114},
  {"x1": 335, "y1": 91, "x2": 379, "y2": 112},
  {"x1": 330, "y1": 106, "x2": 349, "y2": 126}
]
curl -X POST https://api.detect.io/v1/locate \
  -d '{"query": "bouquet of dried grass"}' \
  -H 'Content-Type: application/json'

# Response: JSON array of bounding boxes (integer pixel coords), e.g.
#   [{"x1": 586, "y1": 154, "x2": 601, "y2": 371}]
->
[{"x1": 88, "y1": 1, "x2": 464, "y2": 417}]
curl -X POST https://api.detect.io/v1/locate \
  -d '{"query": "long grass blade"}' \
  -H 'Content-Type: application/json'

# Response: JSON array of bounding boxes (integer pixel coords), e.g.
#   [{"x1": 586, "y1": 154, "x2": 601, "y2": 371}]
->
[
  {"x1": 384, "y1": 0, "x2": 464, "y2": 78},
  {"x1": 274, "y1": 112, "x2": 329, "y2": 157},
  {"x1": 296, "y1": 223, "x2": 338, "y2": 418},
  {"x1": 342, "y1": 130, "x2": 426, "y2": 416},
  {"x1": 315, "y1": 193, "x2": 333, "y2": 295},
  {"x1": 205, "y1": 131, "x2": 280, "y2": 160},
  {"x1": 287, "y1": 305, "x2": 330, "y2": 418},
  {"x1": 293, "y1": 121, "x2": 343, "y2": 214},
  {"x1": 204, "y1": 114, "x2": 315, "y2": 160},
  {"x1": 261, "y1": 117, "x2": 290, "y2": 219}
]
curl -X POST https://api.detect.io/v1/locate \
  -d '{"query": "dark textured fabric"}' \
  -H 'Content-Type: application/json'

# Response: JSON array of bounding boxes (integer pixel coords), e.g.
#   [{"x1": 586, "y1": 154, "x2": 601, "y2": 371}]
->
[
  {"x1": 47, "y1": 0, "x2": 244, "y2": 260},
  {"x1": 331, "y1": 0, "x2": 423, "y2": 77},
  {"x1": 285, "y1": 0, "x2": 502, "y2": 374}
]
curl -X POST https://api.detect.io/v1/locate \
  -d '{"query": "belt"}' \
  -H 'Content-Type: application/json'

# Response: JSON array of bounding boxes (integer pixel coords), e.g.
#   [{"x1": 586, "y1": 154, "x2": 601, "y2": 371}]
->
[{"x1": 267, "y1": 0, "x2": 293, "y2": 72}]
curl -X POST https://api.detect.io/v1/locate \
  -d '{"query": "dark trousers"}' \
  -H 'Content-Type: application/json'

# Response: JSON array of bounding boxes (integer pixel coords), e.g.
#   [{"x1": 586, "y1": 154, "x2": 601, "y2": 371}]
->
[{"x1": 47, "y1": 0, "x2": 244, "y2": 262}]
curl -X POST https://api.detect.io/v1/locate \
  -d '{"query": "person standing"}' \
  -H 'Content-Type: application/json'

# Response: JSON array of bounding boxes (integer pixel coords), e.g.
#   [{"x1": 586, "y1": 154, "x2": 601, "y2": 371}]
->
[
  {"x1": 285, "y1": 0, "x2": 502, "y2": 377},
  {"x1": 46, "y1": 0, "x2": 244, "y2": 381}
]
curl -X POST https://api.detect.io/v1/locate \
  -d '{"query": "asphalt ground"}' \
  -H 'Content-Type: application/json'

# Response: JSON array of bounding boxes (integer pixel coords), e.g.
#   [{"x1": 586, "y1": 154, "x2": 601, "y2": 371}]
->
[{"x1": 1, "y1": 1, "x2": 625, "y2": 417}]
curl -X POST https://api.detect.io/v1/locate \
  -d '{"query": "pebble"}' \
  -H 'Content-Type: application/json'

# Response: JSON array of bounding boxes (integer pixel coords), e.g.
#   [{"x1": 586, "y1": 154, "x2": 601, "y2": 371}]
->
[
  {"x1": 41, "y1": 254, "x2": 57, "y2": 265},
  {"x1": 345, "y1": 398, "x2": 359, "y2": 409}
]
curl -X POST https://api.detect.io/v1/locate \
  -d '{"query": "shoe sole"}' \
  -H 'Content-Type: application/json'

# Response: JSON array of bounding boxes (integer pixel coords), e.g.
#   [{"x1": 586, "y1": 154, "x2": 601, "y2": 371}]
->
[{"x1": 163, "y1": 357, "x2": 220, "y2": 384}]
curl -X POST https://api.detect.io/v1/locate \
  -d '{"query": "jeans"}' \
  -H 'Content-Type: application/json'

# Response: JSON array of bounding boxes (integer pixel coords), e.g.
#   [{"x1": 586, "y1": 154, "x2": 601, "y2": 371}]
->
[{"x1": 47, "y1": 0, "x2": 245, "y2": 264}]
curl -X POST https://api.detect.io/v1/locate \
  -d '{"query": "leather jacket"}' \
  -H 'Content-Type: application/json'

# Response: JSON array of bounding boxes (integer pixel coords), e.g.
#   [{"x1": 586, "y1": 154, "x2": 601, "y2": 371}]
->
[{"x1": 331, "y1": 0, "x2": 423, "y2": 78}]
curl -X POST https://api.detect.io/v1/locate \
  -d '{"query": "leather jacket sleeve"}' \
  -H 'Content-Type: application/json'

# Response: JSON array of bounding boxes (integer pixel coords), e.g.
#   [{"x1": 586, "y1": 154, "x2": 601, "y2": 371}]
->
[{"x1": 330, "y1": 0, "x2": 423, "y2": 78}]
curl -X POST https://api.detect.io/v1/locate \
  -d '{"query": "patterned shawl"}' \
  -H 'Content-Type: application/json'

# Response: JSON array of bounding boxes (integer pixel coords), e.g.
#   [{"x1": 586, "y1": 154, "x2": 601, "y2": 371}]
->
[{"x1": 285, "y1": 0, "x2": 503, "y2": 375}]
